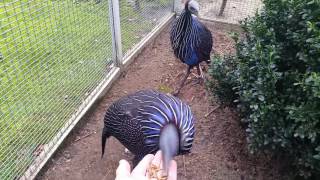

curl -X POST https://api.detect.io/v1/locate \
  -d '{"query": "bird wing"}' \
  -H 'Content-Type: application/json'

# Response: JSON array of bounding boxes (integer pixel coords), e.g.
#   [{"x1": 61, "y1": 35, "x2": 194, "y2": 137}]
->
[
  {"x1": 110, "y1": 90, "x2": 168, "y2": 155},
  {"x1": 103, "y1": 95, "x2": 147, "y2": 155},
  {"x1": 194, "y1": 19, "x2": 213, "y2": 62}
]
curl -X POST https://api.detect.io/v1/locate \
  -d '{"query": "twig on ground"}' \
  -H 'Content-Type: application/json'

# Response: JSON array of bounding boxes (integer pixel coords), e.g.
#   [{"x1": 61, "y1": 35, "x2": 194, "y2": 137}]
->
[
  {"x1": 204, "y1": 105, "x2": 220, "y2": 118},
  {"x1": 74, "y1": 131, "x2": 96, "y2": 142},
  {"x1": 183, "y1": 155, "x2": 187, "y2": 177}
]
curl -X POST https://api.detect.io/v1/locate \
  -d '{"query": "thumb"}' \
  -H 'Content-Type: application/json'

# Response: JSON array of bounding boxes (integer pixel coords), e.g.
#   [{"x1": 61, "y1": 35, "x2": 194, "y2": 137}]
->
[
  {"x1": 167, "y1": 160, "x2": 177, "y2": 180},
  {"x1": 116, "y1": 159, "x2": 131, "y2": 179}
]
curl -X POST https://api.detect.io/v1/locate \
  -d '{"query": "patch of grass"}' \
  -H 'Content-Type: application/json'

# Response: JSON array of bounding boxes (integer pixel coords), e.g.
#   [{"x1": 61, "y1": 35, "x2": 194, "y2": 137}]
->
[
  {"x1": 0, "y1": 0, "x2": 155, "y2": 178},
  {"x1": 157, "y1": 84, "x2": 173, "y2": 94}
]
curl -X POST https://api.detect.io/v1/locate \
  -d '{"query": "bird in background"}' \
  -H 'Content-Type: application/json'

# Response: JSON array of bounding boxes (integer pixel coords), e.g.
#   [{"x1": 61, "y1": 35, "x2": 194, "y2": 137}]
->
[
  {"x1": 170, "y1": 0, "x2": 213, "y2": 95},
  {"x1": 101, "y1": 90, "x2": 195, "y2": 174}
]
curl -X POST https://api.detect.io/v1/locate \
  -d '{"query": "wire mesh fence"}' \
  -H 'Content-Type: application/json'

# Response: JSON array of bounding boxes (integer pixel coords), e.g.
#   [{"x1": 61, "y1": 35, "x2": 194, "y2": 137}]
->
[
  {"x1": 0, "y1": 0, "x2": 113, "y2": 179},
  {"x1": 174, "y1": 0, "x2": 263, "y2": 24},
  {"x1": 120, "y1": 0, "x2": 173, "y2": 58},
  {"x1": 0, "y1": 0, "x2": 173, "y2": 179}
]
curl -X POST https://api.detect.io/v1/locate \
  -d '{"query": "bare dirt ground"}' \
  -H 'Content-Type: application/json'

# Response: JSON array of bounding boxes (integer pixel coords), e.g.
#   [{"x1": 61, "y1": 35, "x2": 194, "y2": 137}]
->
[{"x1": 37, "y1": 22, "x2": 284, "y2": 180}]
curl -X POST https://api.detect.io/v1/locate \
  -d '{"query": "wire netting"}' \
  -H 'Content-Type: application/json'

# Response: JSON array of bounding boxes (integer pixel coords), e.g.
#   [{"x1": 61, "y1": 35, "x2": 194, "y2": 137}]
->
[
  {"x1": 0, "y1": 0, "x2": 174, "y2": 179},
  {"x1": 175, "y1": 0, "x2": 263, "y2": 24},
  {"x1": 0, "y1": 0, "x2": 111, "y2": 179},
  {"x1": 119, "y1": 0, "x2": 173, "y2": 57}
]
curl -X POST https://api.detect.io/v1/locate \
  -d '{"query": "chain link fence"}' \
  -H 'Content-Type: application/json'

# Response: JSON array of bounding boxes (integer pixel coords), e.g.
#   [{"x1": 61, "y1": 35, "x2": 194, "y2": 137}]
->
[
  {"x1": 174, "y1": 0, "x2": 263, "y2": 24},
  {"x1": 0, "y1": 0, "x2": 173, "y2": 179}
]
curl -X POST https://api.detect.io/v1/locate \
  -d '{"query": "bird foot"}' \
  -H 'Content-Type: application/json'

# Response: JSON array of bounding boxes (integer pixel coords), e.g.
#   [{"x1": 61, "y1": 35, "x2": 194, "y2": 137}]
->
[
  {"x1": 192, "y1": 77, "x2": 204, "y2": 86},
  {"x1": 191, "y1": 72, "x2": 200, "y2": 78}
]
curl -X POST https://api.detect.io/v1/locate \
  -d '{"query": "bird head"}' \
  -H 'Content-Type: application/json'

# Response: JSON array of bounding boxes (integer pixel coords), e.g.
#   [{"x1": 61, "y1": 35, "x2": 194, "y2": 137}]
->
[
  {"x1": 182, "y1": 0, "x2": 200, "y2": 16},
  {"x1": 159, "y1": 123, "x2": 194, "y2": 175}
]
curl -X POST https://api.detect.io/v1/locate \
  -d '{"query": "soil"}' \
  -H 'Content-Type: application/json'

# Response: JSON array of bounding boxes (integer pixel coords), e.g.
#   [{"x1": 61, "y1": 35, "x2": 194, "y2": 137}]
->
[{"x1": 37, "y1": 22, "x2": 284, "y2": 180}]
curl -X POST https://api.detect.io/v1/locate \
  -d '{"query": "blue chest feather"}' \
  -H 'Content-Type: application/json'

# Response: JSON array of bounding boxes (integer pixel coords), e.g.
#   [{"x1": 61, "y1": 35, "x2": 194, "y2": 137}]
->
[
  {"x1": 185, "y1": 50, "x2": 198, "y2": 66},
  {"x1": 183, "y1": 18, "x2": 203, "y2": 66}
]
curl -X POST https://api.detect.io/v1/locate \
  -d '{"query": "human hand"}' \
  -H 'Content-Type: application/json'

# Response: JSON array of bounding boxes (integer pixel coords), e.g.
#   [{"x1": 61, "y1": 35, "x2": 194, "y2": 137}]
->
[{"x1": 115, "y1": 151, "x2": 177, "y2": 180}]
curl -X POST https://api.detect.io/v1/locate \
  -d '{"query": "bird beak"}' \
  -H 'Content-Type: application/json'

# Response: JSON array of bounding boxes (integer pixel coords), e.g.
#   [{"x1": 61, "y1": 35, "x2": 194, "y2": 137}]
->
[{"x1": 194, "y1": 11, "x2": 199, "y2": 17}]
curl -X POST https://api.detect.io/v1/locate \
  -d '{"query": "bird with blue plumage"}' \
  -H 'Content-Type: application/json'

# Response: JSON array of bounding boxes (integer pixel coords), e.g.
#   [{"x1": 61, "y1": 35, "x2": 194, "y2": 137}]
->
[
  {"x1": 170, "y1": 0, "x2": 213, "y2": 95},
  {"x1": 101, "y1": 90, "x2": 195, "y2": 174}
]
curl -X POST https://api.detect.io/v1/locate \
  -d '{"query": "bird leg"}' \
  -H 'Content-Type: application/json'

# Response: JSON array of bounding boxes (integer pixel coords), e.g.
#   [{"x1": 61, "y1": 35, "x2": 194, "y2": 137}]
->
[
  {"x1": 198, "y1": 64, "x2": 205, "y2": 79},
  {"x1": 192, "y1": 64, "x2": 205, "y2": 85},
  {"x1": 173, "y1": 66, "x2": 192, "y2": 96}
]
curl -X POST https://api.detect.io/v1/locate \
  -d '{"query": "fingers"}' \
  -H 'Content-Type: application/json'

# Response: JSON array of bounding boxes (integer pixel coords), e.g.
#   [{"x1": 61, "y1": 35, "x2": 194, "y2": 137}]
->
[
  {"x1": 151, "y1": 150, "x2": 162, "y2": 167},
  {"x1": 131, "y1": 154, "x2": 154, "y2": 176},
  {"x1": 116, "y1": 159, "x2": 131, "y2": 179},
  {"x1": 167, "y1": 160, "x2": 177, "y2": 180},
  {"x1": 153, "y1": 151, "x2": 177, "y2": 180},
  {"x1": 116, "y1": 152, "x2": 177, "y2": 180}
]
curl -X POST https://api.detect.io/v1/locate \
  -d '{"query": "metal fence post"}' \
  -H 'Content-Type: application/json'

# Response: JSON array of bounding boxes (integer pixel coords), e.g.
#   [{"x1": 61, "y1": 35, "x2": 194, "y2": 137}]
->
[
  {"x1": 108, "y1": 0, "x2": 123, "y2": 68},
  {"x1": 173, "y1": 0, "x2": 177, "y2": 14}
]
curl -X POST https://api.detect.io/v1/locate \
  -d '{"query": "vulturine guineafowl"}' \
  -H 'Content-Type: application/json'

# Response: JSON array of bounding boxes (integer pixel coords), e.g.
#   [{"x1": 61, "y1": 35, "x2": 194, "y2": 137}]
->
[
  {"x1": 170, "y1": 0, "x2": 213, "y2": 95},
  {"x1": 101, "y1": 90, "x2": 195, "y2": 172}
]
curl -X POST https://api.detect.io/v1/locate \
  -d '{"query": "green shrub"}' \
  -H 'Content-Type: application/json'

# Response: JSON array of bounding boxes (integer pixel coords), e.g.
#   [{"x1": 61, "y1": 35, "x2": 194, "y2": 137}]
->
[
  {"x1": 207, "y1": 55, "x2": 239, "y2": 105},
  {"x1": 209, "y1": 0, "x2": 320, "y2": 178}
]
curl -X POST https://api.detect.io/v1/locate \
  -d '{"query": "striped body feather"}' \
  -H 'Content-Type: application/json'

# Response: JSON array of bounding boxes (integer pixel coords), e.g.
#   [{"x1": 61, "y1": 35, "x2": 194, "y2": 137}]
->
[
  {"x1": 170, "y1": 9, "x2": 213, "y2": 66},
  {"x1": 102, "y1": 90, "x2": 195, "y2": 163}
]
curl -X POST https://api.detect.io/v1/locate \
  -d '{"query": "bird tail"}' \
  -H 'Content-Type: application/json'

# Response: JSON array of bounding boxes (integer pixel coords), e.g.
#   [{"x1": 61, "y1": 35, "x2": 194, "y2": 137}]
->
[
  {"x1": 159, "y1": 124, "x2": 179, "y2": 174},
  {"x1": 101, "y1": 126, "x2": 110, "y2": 159}
]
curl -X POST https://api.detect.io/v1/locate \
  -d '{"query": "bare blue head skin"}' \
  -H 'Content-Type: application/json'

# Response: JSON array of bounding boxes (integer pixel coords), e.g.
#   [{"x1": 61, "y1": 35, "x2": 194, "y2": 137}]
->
[
  {"x1": 159, "y1": 124, "x2": 179, "y2": 174},
  {"x1": 184, "y1": 0, "x2": 200, "y2": 16}
]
